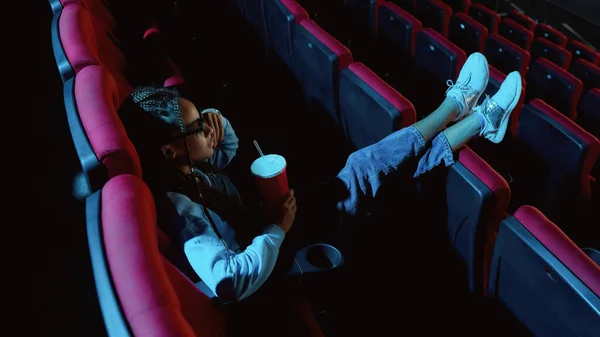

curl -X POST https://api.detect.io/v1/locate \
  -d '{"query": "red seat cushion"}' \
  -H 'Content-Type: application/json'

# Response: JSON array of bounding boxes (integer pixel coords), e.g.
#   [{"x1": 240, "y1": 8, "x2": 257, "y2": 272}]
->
[
  {"x1": 103, "y1": 175, "x2": 200, "y2": 336},
  {"x1": 74, "y1": 65, "x2": 142, "y2": 179},
  {"x1": 59, "y1": 3, "x2": 132, "y2": 103}
]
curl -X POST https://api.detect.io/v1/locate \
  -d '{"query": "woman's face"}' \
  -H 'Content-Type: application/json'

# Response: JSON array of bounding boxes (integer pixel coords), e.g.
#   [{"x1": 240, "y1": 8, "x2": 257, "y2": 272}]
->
[{"x1": 163, "y1": 98, "x2": 215, "y2": 163}]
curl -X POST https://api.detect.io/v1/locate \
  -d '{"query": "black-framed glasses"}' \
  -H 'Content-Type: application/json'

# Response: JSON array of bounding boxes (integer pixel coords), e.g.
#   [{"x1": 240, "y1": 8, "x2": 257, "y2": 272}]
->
[{"x1": 171, "y1": 117, "x2": 205, "y2": 140}]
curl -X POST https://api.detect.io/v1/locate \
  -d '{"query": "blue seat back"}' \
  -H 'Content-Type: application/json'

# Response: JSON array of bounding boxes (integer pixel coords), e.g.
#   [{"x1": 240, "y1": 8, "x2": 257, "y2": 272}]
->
[
  {"x1": 530, "y1": 37, "x2": 572, "y2": 69},
  {"x1": 513, "y1": 100, "x2": 600, "y2": 225},
  {"x1": 498, "y1": 17, "x2": 534, "y2": 50},
  {"x1": 338, "y1": 62, "x2": 416, "y2": 150},
  {"x1": 265, "y1": 0, "x2": 308, "y2": 71},
  {"x1": 570, "y1": 58, "x2": 600, "y2": 91},
  {"x1": 483, "y1": 34, "x2": 531, "y2": 77},
  {"x1": 567, "y1": 40, "x2": 600, "y2": 66},
  {"x1": 448, "y1": 12, "x2": 488, "y2": 55},
  {"x1": 293, "y1": 19, "x2": 353, "y2": 124},
  {"x1": 414, "y1": 0, "x2": 452, "y2": 37},
  {"x1": 468, "y1": 3, "x2": 500, "y2": 34},
  {"x1": 241, "y1": 0, "x2": 269, "y2": 44},
  {"x1": 534, "y1": 23, "x2": 567, "y2": 47},
  {"x1": 443, "y1": 147, "x2": 510, "y2": 293},
  {"x1": 489, "y1": 205, "x2": 600, "y2": 337},
  {"x1": 526, "y1": 57, "x2": 583, "y2": 120},
  {"x1": 377, "y1": 2, "x2": 422, "y2": 59},
  {"x1": 414, "y1": 28, "x2": 466, "y2": 83},
  {"x1": 346, "y1": 0, "x2": 384, "y2": 33}
]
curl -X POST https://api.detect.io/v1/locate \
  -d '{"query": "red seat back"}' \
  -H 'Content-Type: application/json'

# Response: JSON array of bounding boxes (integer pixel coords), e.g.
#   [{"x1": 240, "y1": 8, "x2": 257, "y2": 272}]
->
[
  {"x1": 103, "y1": 175, "x2": 227, "y2": 336},
  {"x1": 59, "y1": 3, "x2": 132, "y2": 103},
  {"x1": 74, "y1": 65, "x2": 142, "y2": 179}
]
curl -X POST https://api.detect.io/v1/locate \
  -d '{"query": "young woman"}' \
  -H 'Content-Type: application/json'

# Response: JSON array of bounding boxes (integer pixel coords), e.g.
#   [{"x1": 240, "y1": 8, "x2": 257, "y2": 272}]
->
[{"x1": 120, "y1": 52, "x2": 521, "y2": 333}]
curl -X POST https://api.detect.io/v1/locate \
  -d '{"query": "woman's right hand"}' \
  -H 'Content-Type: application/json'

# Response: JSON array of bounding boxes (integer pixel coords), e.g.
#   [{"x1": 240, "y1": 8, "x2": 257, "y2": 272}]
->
[{"x1": 276, "y1": 189, "x2": 296, "y2": 233}]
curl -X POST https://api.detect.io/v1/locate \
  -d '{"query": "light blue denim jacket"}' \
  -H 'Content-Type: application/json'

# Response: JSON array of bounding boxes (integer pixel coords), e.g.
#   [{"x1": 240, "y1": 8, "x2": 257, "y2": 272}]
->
[{"x1": 167, "y1": 110, "x2": 285, "y2": 302}]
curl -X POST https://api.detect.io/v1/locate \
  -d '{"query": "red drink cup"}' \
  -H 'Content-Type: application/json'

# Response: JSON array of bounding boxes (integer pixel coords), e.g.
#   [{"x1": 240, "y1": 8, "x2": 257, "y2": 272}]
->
[{"x1": 251, "y1": 154, "x2": 289, "y2": 219}]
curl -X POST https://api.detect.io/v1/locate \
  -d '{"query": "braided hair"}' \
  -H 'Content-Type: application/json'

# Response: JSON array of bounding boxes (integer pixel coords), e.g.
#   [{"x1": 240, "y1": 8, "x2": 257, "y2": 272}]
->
[{"x1": 119, "y1": 85, "x2": 263, "y2": 247}]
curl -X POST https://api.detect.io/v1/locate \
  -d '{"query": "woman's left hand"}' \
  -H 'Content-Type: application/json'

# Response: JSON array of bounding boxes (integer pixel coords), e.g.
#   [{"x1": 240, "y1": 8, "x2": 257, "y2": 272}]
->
[{"x1": 203, "y1": 111, "x2": 224, "y2": 147}]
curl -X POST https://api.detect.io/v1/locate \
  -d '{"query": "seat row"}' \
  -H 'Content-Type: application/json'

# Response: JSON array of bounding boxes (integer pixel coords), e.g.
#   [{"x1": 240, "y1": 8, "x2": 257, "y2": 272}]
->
[
  {"x1": 49, "y1": 1, "x2": 328, "y2": 336},
  {"x1": 231, "y1": 1, "x2": 600, "y2": 333},
  {"x1": 48, "y1": 0, "x2": 600, "y2": 335}
]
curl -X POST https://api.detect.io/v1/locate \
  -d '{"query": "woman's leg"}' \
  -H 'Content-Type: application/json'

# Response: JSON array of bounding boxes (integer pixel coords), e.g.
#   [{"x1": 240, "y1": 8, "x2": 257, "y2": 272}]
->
[
  {"x1": 333, "y1": 53, "x2": 490, "y2": 216},
  {"x1": 411, "y1": 97, "x2": 460, "y2": 143},
  {"x1": 335, "y1": 65, "x2": 523, "y2": 219}
]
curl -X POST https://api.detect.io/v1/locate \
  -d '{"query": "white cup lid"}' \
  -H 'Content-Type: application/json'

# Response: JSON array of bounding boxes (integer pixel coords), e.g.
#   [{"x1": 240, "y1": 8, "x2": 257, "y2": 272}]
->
[{"x1": 251, "y1": 154, "x2": 286, "y2": 178}]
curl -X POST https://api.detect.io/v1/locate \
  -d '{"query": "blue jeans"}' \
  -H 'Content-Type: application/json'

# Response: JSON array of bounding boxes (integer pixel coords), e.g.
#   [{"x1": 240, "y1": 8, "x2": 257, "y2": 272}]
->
[
  {"x1": 267, "y1": 126, "x2": 455, "y2": 276},
  {"x1": 248, "y1": 127, "x2": 457, "y2": 331},
  {"x1": 336, "y1": 126, "x2": 455, "y2": 218}
]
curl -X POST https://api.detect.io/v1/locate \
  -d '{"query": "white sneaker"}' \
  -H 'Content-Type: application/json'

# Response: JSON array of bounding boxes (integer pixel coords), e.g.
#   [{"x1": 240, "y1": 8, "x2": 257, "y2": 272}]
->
[
  {"x1": 475, "y1": 71, "x2": 522, "y2": 144},
  {"x1": 445, "y1": 52, "x2": 490, "y2": 122}
]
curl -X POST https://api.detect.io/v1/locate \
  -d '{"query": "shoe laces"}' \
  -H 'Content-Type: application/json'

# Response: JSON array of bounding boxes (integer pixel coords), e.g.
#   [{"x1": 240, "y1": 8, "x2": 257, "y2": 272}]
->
[{"x1": 445, "y1": 73, "x2": 473, "y2": 97}]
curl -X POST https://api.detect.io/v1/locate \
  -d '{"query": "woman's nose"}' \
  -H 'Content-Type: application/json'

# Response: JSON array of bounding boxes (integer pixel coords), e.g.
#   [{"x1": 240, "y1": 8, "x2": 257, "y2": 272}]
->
[{"x1": 206, "y1": 125, "x2": 214, "y2": 135}]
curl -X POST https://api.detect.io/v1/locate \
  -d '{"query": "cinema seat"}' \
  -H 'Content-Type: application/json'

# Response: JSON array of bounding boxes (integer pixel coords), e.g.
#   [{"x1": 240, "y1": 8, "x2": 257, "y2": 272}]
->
[
  {"x1": 339, "y1": 62, "x2": 416, "y2": 150},
  {"x1": 74, "y1": 65, "x2": 142, "y2": 189},
  {"x1": 567, "y1": 40, "x2": 600, "y2": 66},
  {"x1": 530, "y1": 37, "x2": 572, "y2": 70},
  {"x1": 265, "y1": 0, "x2": 309, "y2": 79},
  {"x1": 506, "y1": 9, "x2": 536, "y2": 31},
  {"x1": 445, "y1": 147, "x2": 511, "y2": 293},
  {"x1": 534, "y1": 23, "x2": 567, "y2": 48},
  {"x1": 372, "y1": 2, "x2": 422, "y2": 77},
  {"x1": 448, "y1": 12, "x2": 488, "y2": 55},
  {"x1": 413, "y1": 0, "x2": 452, "y2": 37},
  {"x1": 570, "y1": 58, "x2": 600, "y2": 91},
  {"x1": 90, "y1": 174, "x2": 226, "y2": 337},
  {"x1": 293, "y1": 19, "x2": 353, "y2": 124},
  {"x1": 526, "y1": 57, "x2": 583, "y2": 120},
  {"x1": 483, "y1": 34, "x2": 530, "y2": 78},
  {"x1": 468, "y1": 3, "x2": 500, "y2": 35},
  {"x1": 58, "y1": 3, "x2": 133, "y2": 102},
  {"x1": 488, "y1": 205, "x2": 600, "y2": 337},
  {"x1": 498, "y1": 17, "x2": 534, "y2": 51},
  {"x1": 511, "y1": 99, "x2": 600, "y2": 231}
]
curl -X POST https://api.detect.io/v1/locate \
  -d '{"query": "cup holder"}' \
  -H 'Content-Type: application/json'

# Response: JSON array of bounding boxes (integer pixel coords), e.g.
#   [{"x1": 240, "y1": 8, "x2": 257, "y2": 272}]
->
[{"x1": 288, "y1": 243, "x2": 344, "y2": 276}]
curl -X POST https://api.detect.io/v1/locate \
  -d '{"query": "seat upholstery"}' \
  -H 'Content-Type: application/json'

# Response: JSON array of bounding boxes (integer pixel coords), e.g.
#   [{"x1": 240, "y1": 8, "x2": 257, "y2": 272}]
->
[
  {"x1": 488, "y1": 205, "x2": 600, "y2": 337},
  {"x1": 448, "y1": 12, "x2": 488, "y2": 55},
  {"x1": 293, "y1": 19, "x2": 353, "y2": 124},
  {"x1": 339, "y1": 62, "x2": 417, "y2": 149},
  {"x1": 74, "y1": 65, "x2": 142, "y2": 181},
  {"x1": 498, "y1": 17, "x2": 534, "y2": 51},
  {"x1": 530, "y1": 37, "x2": 572, "y2": 69},
  {"x1": 526, "y1": 57, "x2": 583, "y2": 120}
]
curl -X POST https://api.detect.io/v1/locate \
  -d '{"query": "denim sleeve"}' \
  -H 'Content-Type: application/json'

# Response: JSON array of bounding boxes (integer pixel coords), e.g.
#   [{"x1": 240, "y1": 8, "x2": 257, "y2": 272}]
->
[{"x1": 202, "y1": 109, "x2": 239, "y2": 169}]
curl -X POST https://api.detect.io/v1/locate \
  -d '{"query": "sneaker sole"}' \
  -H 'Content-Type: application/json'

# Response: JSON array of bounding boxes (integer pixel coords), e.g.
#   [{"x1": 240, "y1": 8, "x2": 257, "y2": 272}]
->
[{"x1": 489, "y1": 74, "x2": 522, "y2": 144}]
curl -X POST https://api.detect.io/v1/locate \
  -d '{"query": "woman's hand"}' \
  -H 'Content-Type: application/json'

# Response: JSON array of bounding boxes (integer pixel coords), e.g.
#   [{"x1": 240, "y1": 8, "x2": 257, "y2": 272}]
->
[
  {"x1": 202, "y1": 111, "x2": 224, "y2": 147},
  {"x1": 276, "y1": 190, "x2": 297, "y2": 234}
]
